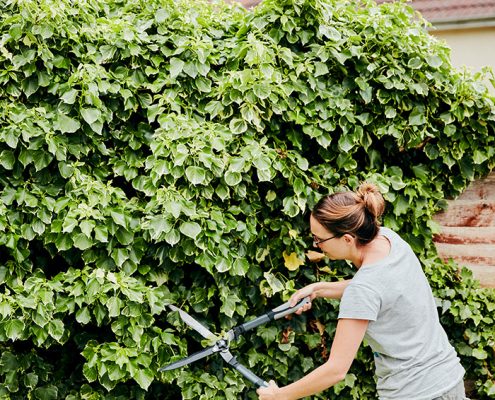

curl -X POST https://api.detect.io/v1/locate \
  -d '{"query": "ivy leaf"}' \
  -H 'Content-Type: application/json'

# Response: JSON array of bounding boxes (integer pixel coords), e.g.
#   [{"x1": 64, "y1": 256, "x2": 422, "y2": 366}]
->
[
  {"x1": 48, "y1": 319, "x2": 64, "y2": 342},
  {"x1": 5, "y1": 320, "x2": 25, "y2": 341},
  {"x1": 282, "y1": 252, "x2": 304, "y2": 271},
  {"x1": 76, "y1": 307, "x2": 91, "y2": 325},
  {"x1": 110, "y1": 210, "x2": 127, "y2": 228},
  {"x1": 224, "y1": 171, "x2": 242, "y2": 186},
  {"x1": 107, "y1": 297, "x2": 122, "y2": 318},
  {"x1": 426, "y1": 55, "x2": 443, "y2": 68},
  {"x1": 60, "y1": 89, "x2": 78, "y2": 104},
  {"x1": 179, "y1": 221, "x2": 201, "y2": 239},
  {"x1": 73, "y1": 233, "x2": 93, "y2": 250},
  {"x1": 133, "y1": 368, "x2": 154, "y2": 390},
  {"x1": 253, "y1": 84, "x2": 271, "y2": 99},
  {"x1": 170, "y1": 58, "x2": 185, "y2": 79},
  {"x1": 78, "y1": 220, "x2": 95, "y2": 237},
  {"x1": 472, "y1": 348, "x2": 488, "y2": 360},
  {"x1": 164, "y1": 229, "x2": 180, "y2": 245},
  {"x1": 54, "y1": 115, "x2": 81, "y2": 133},
  {"x1": 185, "y1": 166, "x2": 206, "y2": 185},
  {"x1": 409, "y1": 107, "x2": 426, "y2": 126},
  {"x1": 0, "y1": 150, "x2": 15, "y2": 169},
  {"x1": 33, "y1": 386, "x2": 58, "y2": 400},
  {"x1": 81, "y1": 108, "x2": 102, "y2": 125},
  {"x1": 229, "y1": 118, "x2": 247, "y2": 134},
  {"x1": 408, "y1": 57, "x2": 423, "y2": 69},
  {"x1": 94, "y1": 226, "x2": 108, "y2": 243},
  {"x1": 264, "y1": 271, "x2": 284, "y2": 293}
]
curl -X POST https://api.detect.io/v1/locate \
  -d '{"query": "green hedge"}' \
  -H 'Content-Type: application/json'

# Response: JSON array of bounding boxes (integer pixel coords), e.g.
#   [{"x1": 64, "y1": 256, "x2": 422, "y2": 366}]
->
[{"x1": 0, "y1": 0, "x2": 494, "y2": 398}]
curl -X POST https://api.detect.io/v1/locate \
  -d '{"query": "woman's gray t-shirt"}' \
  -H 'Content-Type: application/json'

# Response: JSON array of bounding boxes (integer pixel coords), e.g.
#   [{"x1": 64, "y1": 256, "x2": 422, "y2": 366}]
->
[{"x1": 338, "y1": 227, "x2": 465, "y2": 400}]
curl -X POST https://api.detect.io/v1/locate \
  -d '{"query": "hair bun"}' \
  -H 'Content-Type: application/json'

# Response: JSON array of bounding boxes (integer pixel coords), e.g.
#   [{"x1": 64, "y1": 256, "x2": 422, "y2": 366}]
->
[{"x1": 356, "y1": 182, "x2": 385, "y2": 219}]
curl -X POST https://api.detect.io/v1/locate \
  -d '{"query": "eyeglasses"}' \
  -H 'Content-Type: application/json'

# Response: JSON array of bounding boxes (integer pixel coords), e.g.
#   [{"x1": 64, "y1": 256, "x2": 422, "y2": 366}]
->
[{"x1": 312, "y1": 234, "x2": 338, "y2": 247}]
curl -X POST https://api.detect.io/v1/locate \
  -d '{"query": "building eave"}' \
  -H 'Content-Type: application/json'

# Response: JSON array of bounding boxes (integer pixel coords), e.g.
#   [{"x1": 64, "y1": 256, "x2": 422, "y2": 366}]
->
[{"x1": 428, "y1": 15, "x2": 495, "y2": 31}]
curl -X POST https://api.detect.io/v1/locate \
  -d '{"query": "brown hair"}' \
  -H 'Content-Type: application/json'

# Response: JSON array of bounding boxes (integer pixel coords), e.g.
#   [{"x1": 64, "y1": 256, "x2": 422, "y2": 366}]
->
[{"x1": 312, "y1": 183, "x2": 385, "y2": 245}]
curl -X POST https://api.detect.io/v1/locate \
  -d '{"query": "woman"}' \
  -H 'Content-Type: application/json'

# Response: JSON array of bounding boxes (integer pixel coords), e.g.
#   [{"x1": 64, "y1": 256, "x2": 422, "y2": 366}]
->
[{"x1": 257, "y1": 183, "x2": 467, "y2": 400}]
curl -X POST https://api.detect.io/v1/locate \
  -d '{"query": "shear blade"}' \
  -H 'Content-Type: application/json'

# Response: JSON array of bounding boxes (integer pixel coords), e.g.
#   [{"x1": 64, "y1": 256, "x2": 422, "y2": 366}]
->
[
  {"x1": 169, "y1": 304, "x2": 216, "y2": 340},
  {"x1": 159, "y1": 345, "x2": 217, "y2": 371}
]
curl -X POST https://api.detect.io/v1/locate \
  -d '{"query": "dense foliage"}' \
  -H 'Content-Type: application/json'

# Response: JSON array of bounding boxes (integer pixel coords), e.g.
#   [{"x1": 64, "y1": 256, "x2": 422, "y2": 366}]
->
[{"x1": 0, "y1": 0, "x2": 494, "y2": 398}]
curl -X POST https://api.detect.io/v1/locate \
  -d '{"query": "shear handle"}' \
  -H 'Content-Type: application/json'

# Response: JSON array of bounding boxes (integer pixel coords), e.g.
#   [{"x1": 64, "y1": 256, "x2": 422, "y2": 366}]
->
[
  {"x1": 226, "y1": 355, "x2": 269, "y2": 388},
  {"x1": 231, "y1": 296, "x2": 310, "y2": 339}
]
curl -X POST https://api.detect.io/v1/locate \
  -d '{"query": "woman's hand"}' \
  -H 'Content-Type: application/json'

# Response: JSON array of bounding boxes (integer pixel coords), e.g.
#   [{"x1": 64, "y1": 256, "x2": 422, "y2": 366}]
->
[
  {"x1": 289, "y1": 284, "x2": 318, "y2": 315},
  {"x1": 257, "y1": 380, "x2": 285, "y2": 400}
]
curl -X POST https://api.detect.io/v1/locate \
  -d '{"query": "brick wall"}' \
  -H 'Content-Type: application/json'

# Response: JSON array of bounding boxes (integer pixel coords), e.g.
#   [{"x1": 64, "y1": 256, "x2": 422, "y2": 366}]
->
[{"x1": 433, "y1": 172, "x2": 495, "y2": 287}]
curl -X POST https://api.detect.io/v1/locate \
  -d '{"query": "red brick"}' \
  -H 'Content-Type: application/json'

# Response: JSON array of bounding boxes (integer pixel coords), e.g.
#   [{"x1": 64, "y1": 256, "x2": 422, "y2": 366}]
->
[
  {"x1": 436, "y1": 243, "x2": 495, "y2": 266},
  {"x1": 434, "y1": 200, "x2": 495, "y2": 227},
  {"x1": 433, "y1": 226, "x2": 495, "y2": 244}
]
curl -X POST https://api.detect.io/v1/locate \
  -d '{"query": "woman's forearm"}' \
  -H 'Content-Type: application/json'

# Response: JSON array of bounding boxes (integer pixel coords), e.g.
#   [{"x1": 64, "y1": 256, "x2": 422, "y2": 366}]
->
[
  {"x1": 313, "y1": 280, "x2": 351, "y2": 300},
  {"x1": 278, "y1": 361, "x2": 345, "y2": 400}
]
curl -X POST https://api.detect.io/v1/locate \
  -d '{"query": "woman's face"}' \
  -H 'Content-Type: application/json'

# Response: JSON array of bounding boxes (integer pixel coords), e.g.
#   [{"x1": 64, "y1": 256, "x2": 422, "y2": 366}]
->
[{"x1": 310, "y1": 215, "x2": 349, "y2": 260}]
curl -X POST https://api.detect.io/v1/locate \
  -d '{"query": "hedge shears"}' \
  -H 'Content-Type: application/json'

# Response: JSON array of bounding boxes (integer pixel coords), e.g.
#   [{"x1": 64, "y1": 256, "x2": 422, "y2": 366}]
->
[{"x1": 160, "y1": 296, "x2": 310, "y2": 388}]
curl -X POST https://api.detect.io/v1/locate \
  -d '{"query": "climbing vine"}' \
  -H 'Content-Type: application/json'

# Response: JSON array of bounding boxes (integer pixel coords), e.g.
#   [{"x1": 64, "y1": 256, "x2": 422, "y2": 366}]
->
[{"x1": 0, "y1": 0, "x2": 494, "y2": 398}]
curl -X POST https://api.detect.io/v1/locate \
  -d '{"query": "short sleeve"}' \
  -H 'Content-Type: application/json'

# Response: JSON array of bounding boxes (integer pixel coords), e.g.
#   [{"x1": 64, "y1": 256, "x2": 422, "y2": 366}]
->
[{"x1": 338, "y1": 284, "x2": 381, "y2": 321}]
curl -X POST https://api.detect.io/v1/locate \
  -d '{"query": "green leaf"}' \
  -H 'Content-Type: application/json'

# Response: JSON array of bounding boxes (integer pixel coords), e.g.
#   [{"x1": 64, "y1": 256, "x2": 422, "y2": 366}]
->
[
  {"x1": 408, "y1": 57, "x2": 423, "y2": 69},
  {"x1": 319, "y1": 25, "x2": 341, "y2": 40},
  {"x1": 185, "y1": 166, "x2": 206, "y2": 185},
  {"x1": 170, "y1": 58, "x2": 185, "y2": 79},
  {"x1": 24, "y1": 373, "x2": 39, "y2": 389},
  {"x1": 112, "y1": 248, "x2": 129, "y2": 267},
  {"x1": 61, "y1": 89, "x2": 78, "y2": 104},
  {"x1": 94, "y1": 225, "x2": 108, "y2": 242},
  {"x1": 80, "y1": 220, "x2": 96, "y2": 237},
  {"x1": 253, "y1": 84, "x2": 271, "y2": 99},
  {"x1": 73, "y1": 233, "x2": 93, "y2": 250},
  {"x1": 293, "y1": 178, "x2": 305, "y2": 195},
  {"x1": 54, "y1": 115, "x2": 81, "y2": 133},
  {"x1": 195, "y1": 77, "x2": 211, "y2": 93},
  {"x1": 81, "y1": 108, "x2": 102, "y2": 125},
  {"x1": 224, "y1": 171, "x2": 242, "y2": 186},
  {"x1": 116, "y1": 228, "x2": 134, "y2": 245},
  {"x1": 33, "y1": 386, "x2": 58, "y2": 400},
  {"x1": 385, "y1": 107, "x2": 397, "y2": 119},
  {"x1": 110, "y1": 210, "x2": 127, "y2": 228},
  {"x1": 107, "y1": 297, "x2": 122, "y2": 318},
  {"x1": 76, "y1": 307, "x2": 91, "y2": 324},
  {"x1": 229, "y1": 118, "x2": 248, "y2": 134},
  {"x1": 164, "y1": 229, "x2": 180, "y2": 245},
  {"x1": 426, "y1": 55, "x2": 443, "y2": 68},
  {"x1": 0, "y1": 150, "x2": 15, "y2": 169},
  {"x1": 133, "y1": 368, "x2": 154, "y2": 390},
  {"x1": 48, "y1": 319, "x2": 64, "y2": 341},
  {"x1": 472, "y1": 348, "x2": 488, "y2": 359},
  {"x1": 5, "y1": 320, "x2": 25, "y2": 341},
  {"x1": 314, "y1": 62, "x2": 329, "y2": 77},
  {"x1": 179, "y1": 221, "x2": 201, "y2": 239},
  {"x1": 264, "y1": 271, "x2": 284, "y2": 293},
  {"x1": 0, "y1": 302, "x2": 12, "y2": 318},
  {"x1": 338, "y1": 133, "x2": 355, "y2": 153},
  {"x1": 409, "y1": 107, "x2": 426, "y2": 126}
]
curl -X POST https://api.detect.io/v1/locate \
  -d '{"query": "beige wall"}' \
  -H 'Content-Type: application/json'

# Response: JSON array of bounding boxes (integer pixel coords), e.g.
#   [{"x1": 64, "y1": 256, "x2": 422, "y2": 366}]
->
[
  {"x1": 430, "y1": 26, "x2": 495, "y2": 93},
  {"x1": 431, "y1": 27, "x2": 495, "y2": 70}
]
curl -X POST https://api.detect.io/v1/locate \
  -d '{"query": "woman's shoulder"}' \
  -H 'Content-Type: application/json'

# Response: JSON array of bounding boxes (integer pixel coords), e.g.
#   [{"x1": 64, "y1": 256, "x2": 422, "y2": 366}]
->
[{"x1": 378, "y1": 227, "x2": 407, "y2": 247}]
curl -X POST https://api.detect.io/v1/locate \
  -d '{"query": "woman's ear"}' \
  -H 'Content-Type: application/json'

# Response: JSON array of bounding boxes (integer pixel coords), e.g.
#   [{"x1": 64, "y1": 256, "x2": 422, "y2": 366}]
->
[{"x1": 343, "y1": 233, "x2": 354, "y2": 244}]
